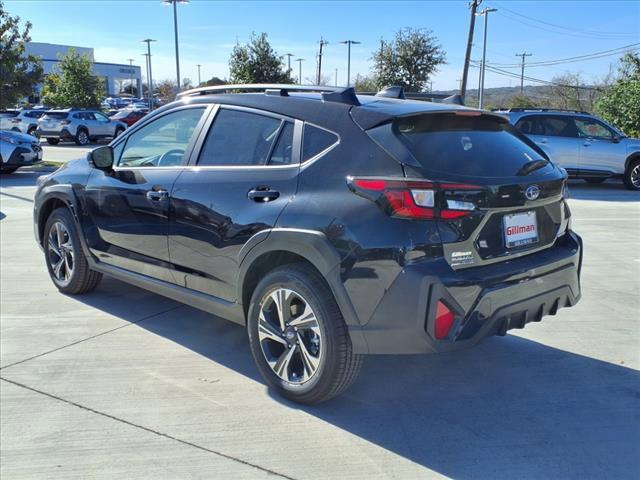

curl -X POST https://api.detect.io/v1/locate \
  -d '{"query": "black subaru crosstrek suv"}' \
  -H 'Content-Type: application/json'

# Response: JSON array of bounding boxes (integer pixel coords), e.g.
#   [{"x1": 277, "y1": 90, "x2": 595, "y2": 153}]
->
[{"x1": 34, "y1": 84, "x2": 582, "y2": 404}]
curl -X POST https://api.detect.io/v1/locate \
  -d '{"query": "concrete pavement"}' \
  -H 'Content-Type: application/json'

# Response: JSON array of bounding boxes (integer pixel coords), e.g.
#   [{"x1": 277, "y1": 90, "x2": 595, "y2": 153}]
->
[{"x1": 1, "y1": 168, "x2": 639, "y2": 479}]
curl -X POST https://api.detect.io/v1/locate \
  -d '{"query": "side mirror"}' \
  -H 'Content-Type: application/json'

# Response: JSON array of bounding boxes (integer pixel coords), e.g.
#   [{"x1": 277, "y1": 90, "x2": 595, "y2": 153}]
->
[
  {"x1": 89, "y1": 145, "x2": 114, "y2": 171},
  {"x1": 612, "y1": 135, "x2": 621, "y2": 144}
]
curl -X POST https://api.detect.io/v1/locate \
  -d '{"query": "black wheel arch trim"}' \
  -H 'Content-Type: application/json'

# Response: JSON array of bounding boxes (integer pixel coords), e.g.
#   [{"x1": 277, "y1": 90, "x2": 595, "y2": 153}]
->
[
  {"x1": 626, "y1": 152, "x2": 640, "y2": 171},
  {"x1": 237, "y1": 228, "x2": 369, "y2": 351}
]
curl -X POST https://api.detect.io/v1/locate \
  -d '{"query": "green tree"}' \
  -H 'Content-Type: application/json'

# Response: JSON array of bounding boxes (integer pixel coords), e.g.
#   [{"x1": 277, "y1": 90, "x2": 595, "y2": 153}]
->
[
  {"x1": 354, "y1": 74, "x2": 378, "y2": 92},
  {"x1": 229, "y1": 33, "x2": 292, "y2": 83},
  {"x1": 595, "y1": 53, "x2": 640, "y2": 138},
  {"x1": 156, "y1": 79, "x2": 177, "y2": 104},
  {"x1": 41, "y1": 49, "x2": 104, "y2": 108},
  {"x1": 0, "y1": 1, "x2": 43, "y2": 108},
  {"x1": 372, "y1": 28, "x2": 446, "y2": 92},
  {"x1": 203, "y1": 76, "x2": 226, "y2": 87},
  {"x1": 506, "y1": 94, "x2": 540, "y2": 109}
]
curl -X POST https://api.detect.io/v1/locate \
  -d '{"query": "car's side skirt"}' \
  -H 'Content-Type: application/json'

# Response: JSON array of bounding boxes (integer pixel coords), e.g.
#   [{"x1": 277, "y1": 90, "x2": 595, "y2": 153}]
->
[{"x1": 91, "y1": 262, "x2": 246, "y2": 325}]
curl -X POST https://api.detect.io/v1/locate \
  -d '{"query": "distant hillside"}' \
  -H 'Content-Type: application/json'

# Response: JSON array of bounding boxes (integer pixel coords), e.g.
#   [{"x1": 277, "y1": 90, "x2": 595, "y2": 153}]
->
[{"x1": 434, "y1": 85, "x2": 595, "y2": 111}]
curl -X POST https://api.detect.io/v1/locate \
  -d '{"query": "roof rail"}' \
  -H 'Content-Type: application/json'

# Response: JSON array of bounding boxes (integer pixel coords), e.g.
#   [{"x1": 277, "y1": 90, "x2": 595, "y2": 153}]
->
[
  {"x1": 492, "y1": 107, "x2": 591, "y2": 115},
  {"x1": 176, "y1": 83, "x2": 340, "y2": 99}
]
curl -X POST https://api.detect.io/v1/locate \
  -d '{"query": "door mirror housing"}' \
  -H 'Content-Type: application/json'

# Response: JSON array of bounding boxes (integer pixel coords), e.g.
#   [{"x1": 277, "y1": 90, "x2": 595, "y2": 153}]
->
[
  {"x1": 89, "y1": 145, "x2": 114, "y2": 170},
  {"x1": 612, "y1": 134, "x2": 621, "y2": 144}
]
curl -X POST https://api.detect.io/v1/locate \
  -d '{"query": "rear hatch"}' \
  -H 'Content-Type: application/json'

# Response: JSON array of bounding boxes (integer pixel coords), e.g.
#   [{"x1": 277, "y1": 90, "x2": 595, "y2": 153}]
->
[
  {"x1": 39, "y1": 111, "x2": 70, "y2": 132},
  {"x1": 0, "y1": 110, "x2": 20, "y2": 130},
  {"x1": 365, "y1": 111, "x2": 570, "y2": 269}
]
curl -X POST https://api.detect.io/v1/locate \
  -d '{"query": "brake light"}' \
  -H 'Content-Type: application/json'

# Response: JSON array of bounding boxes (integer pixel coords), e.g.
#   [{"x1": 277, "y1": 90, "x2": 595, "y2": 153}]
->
[
  {"x1": 348, "y1": 177, "x2": 481, "y2": 220},
  {"x1": 434, "y1": 301, "x2": 455, "y2": 339}
]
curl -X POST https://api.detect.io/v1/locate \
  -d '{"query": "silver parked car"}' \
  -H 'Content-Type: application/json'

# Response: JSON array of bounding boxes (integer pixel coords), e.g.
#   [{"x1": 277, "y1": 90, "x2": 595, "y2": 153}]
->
[
  {"x1": 5, "y1": 109, "x2": 48, "y2": 136},
  {"x1": 0, "y1": 130, "x2": 42, "y2": 174},
  {"x1": 37, "y1": 109, "x2": 127, "y2": 146},
  {"x1": 497, "y1": 108, "x2": 640, "y2": 190}
]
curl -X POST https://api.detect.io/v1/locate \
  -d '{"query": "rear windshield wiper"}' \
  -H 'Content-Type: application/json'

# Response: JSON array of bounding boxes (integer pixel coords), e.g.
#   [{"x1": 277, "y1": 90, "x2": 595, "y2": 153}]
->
[{"x1": 517, "y1": 159, "x2": 549, "y2": 176}]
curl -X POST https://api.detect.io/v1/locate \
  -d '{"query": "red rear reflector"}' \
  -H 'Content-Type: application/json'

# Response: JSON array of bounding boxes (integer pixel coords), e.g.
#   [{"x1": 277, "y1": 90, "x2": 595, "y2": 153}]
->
[{"x1": 435, "y1": 301, "x2": 455, "y2": 339}]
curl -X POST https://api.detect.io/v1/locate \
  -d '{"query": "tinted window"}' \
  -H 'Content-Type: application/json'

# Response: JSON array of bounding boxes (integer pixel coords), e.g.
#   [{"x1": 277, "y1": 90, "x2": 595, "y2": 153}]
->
[
  {"x1": 269, "y1": 122, "x2": 295, "y2": 165},
  {"x1": 536, "y1": 115, "x2": 578, "y2": 137},
  {"x1": 198, "y1": 109, "x2": 282, "y2": 166},
  {"x1": 302, "y1": 125, "x2": 338, "y2": 161},
  {"x1": 118, "y1": 107, "x2": 205, "y2": 167},
  {"x1": 45, "y1": 112, "x2": 69, "y2": 119},
  {"x1": 395, "y1": 113, "x2": 551, "y2": 178},
  {"x1": 575, "y1": 117, "x2": 614, "y2": 139}
]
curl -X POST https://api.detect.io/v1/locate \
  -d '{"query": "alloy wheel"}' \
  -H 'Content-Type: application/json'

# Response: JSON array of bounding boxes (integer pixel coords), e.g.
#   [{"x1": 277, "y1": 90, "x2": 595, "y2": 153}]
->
[
  {"x1": 77, "y1": 131, "x2": 89, "y2": 145},
  {"x1": 631, "y1": 164, "x2": 640, "y2": 188},
  {"x1": 258, "y1": 288, "x2": 323, "y2": 384},
  {"x1": 47, "y1": 221, "x2": 74, "y2": 285}
]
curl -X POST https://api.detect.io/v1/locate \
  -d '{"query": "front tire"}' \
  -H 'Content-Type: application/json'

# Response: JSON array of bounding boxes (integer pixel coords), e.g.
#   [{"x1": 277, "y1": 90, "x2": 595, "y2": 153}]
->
[
  {"x1": 623, "y1": 159, "x2": 640, "y2": 191},
  {"x1": 46, "y1": 138, "x2": 60, "y2": 145},
  {"x1": 247, "y1": 264, "x2": 363, "y2": 404},
  {"x1": 44, "y1": 208, "x2": 102, "y2": 294}
]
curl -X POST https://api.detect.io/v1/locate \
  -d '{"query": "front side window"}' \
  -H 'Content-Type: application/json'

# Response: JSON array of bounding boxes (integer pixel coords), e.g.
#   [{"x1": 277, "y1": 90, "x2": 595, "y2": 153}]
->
[
  {"x1": 118, "y1": 107, "x2": 205, "y2": 167},
  {"x1": 95, "y1": 112, "x2": 109, "y2": 122},
  {"x1": 198, "y1": 109, "x2": 283, "y2": 166},
  {"x1": 575, "y1": 117, "x2": 614, "y2": 139}
]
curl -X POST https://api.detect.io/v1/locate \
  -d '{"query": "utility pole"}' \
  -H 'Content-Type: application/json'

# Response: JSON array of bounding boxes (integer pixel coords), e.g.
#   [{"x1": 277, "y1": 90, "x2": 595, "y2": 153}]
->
[
  {"x1": 339, "y1": 40, "x2": 360, "y2": 87},
  {"x1": 127, "y1": 58, "x2": 135, "y2": 97},
  {"x1": 317, "y1": 37, "x2": 328, "y2": 85},
  {"x1": 335, "y1": 68, "x2": 338, "y2": 87},
  {"x1": 196, "y1": 64, "x2": 201, "y2": 86},
  {"x1": 515, "y1": 52, "x2": 533, "y2": 94},
  {"x1": 295, "y1": 58, "x2": 305, "y2": 85},
  {"x1": 285, "y1": 53, "x2": 294, "y2": 79},
  {"x1": 457, "y1": 78, "x2": 462, "y2": 91},
  {"x1": 461, "y1": 0, "x2": 482, "y2": 100},
  {"x1": 142, "y1": 39, "x2": 156, "y2": 109},
  {"x1": 477, "y1": 7, "x2": 497, "y2": 109}
]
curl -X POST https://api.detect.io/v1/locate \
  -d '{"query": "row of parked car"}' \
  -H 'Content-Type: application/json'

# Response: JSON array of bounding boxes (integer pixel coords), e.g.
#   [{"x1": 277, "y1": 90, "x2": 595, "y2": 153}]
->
[{"x1": 0, "y1": 101, "x2": 151, "y2": 174}]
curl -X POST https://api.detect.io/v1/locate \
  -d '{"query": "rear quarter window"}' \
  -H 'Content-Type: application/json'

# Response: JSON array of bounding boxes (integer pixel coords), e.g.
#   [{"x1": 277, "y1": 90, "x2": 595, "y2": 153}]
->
[
  {"x1": 302, "y1": 124, "x2": 338, "y2": 161},
  {"x1": 395, "y1": 113, "x2": 551, "y2": 178}
]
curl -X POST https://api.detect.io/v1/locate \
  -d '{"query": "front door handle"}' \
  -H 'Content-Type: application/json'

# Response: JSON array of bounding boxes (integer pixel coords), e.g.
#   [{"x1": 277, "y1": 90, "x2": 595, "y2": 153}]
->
[
  {"x1": 248, "y1": 187, "x2": 280, "y2": 202},
  {"x1": 146, "y1": 188, "x2": 169, "y2": 201}
]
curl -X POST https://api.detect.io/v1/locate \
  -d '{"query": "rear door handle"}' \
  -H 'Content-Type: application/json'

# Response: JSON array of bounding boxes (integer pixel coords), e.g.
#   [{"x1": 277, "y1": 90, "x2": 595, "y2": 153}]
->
[
  {"x1": 248, "y1": 187, "x2": 280, "y2": 202},
  {"x1": 146, "y1": 189, "x2": 169, "y2": 201}
]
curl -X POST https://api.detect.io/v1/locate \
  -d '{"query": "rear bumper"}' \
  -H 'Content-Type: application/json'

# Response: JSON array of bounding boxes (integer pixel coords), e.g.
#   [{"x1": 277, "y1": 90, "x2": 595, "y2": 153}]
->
[
  {"x1": 37, "y1": 128, "x2": 74, "y2": 141},
  {"x1": 350, "y1": 231, "x2": 582, "y2": 354}
]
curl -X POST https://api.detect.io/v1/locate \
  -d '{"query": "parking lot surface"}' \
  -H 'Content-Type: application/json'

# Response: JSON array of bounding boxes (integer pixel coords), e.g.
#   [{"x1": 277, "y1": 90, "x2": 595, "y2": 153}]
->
[{"x1": 1, "y1": 158, "x2": 639, "y2": 478}]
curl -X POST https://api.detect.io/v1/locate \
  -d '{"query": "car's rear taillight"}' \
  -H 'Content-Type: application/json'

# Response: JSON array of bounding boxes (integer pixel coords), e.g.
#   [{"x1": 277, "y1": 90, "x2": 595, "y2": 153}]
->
[
  {"x1": 434, "y1": 301, "x2": 455, "y2": 339},
  {"x1": 347, "y1": 177, "x2": 480, "y2": 220}
]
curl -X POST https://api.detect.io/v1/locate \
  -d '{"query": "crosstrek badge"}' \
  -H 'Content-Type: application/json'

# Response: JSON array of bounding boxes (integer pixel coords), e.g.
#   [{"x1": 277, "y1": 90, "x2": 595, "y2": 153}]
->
[{"x1": 503, "y1": 211, "x2": 539, "y2": 248}]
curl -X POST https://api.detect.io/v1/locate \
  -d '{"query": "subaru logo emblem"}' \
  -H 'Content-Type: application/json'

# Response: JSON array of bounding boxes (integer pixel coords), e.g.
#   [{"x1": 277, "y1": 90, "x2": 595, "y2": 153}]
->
[{"x1": 525, "y1": 185, "x2": 540, "y2": 201}]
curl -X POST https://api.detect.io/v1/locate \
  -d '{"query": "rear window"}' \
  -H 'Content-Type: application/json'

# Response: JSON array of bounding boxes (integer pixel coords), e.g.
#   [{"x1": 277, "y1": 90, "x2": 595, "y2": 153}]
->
[
  {"x1": 395, "y1": 113, "x2": 550, "y2": 178},
  {"x1": 43, "y1": 112, "x2": 70, "y2": 119}
]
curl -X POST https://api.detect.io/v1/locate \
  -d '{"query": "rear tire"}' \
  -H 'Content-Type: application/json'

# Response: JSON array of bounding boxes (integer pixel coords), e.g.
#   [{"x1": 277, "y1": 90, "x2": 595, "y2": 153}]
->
[
  {"x1": 46, "y1": 138, "x2": 60, "y2": 145},
  {"x1": 75, "y1": 129, "x2": 90, "y2": 146},
  {"x1": 585, "y1": 178, "x2": 606, "y2": 184},
  {"x1": 43, "y1": 208, "x2": 102, "y2": 294},
  {"x1": 623, "y1": 159, "x2": 640, "y2": 191},
  {"x1": 247, "y1": 263, "x2": 363, "y2": 404}
]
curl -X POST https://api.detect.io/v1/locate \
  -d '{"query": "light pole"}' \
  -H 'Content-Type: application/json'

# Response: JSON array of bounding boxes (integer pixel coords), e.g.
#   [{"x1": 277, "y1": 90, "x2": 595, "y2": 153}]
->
[
  {"x1": 197, "y1": 64, "x2": 201, "y2": 86},
  {"x1": 285, "y1": 53, "x2": 294, "y2": 80},
  {"x1": 476, "y1": 7, "x2": 497, "y2": 109},
  {"x1": 335, "y1": 68, "x2": 338, "y2": 87},
  {"x1": 339, "y1": 40, "x2": 360, "y2": 87},
  {"x1": 295, "y1": 58, "x2": 305, "y2": 85},
  {"x1": 142, "y1": 39, "x2": 156, "y2": 109},
  {"x1": 162, "y1": 0, "x2": 188, "y2": 91},
  {"x1": 127, "y1": 58, "x2": 135, "y2": 97}
]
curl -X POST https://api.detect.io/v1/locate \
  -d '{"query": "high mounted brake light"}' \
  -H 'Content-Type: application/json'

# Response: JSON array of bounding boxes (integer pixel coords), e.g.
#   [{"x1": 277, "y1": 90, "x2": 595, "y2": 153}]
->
[{"x1": 347, "y1": 177, "x2": 482, "y2": 220}]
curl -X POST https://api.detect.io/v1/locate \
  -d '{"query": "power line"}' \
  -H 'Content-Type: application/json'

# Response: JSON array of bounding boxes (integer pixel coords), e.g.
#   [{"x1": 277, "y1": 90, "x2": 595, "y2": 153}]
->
[
  {"x1": 491, "y1": 2, "x2": 640, "y2": 38},
  {"x1": 471, "y1": 61, "x2": 603, "y2": 91},
  {"x1": 489, "y1": 43, "x2": 640, "y2": 68}
]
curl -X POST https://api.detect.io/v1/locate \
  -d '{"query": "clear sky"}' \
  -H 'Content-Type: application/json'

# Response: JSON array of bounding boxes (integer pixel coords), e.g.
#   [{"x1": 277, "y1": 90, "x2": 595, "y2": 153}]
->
[{"x1": 5, "y1": 0, "x2": 640, "y2": 90}]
